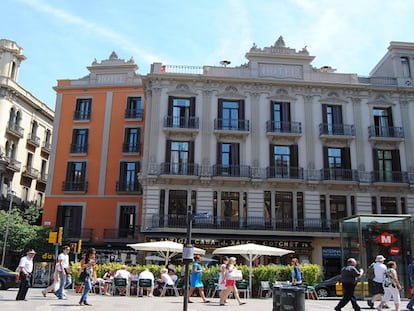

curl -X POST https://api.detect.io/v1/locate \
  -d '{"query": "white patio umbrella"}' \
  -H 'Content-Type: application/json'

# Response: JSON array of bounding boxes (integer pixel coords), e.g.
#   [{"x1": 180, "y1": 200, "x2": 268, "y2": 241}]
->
[
  {"x1": 127, "y1": 241, "x2": 206, "y2": 265},
  {"x1": 213, "y1": 243, "x2": 294, "y2": 296},
  {"x1": 145, "y1": 255, "x2": 165, "y2": 262}
]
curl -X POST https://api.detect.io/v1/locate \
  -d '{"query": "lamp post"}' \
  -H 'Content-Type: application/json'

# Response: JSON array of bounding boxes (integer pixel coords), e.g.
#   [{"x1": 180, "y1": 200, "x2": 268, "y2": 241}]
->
[
  {"x1": 182, "y1": 205, "x2": 193, "y2": 311},
  {"x1": 1, "y1": 190, "x2": 15, "y2": 266}
]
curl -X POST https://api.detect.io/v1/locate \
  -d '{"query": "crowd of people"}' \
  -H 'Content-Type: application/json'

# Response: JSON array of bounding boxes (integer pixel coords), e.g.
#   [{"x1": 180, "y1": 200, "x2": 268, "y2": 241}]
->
[{"x1": 14, "y1": 245, "x2": 414, "y2": 310}]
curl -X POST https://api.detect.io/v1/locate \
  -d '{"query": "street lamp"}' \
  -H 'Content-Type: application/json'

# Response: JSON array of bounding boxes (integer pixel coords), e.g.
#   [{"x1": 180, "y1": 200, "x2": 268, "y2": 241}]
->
[
  {"x1": 1, "y1": 190, "x2": 15, "y2": 266},
  {"x1": 182, "y1": 205, "x2": 193, "y2": 311}
]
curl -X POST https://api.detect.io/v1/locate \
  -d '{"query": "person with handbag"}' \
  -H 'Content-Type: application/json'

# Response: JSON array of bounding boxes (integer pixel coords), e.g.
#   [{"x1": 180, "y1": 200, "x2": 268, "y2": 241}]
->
[
  {"x1": 377, "y1": 261, "x2": 402, "y2": 311},
  {"x1": 219, "y1": 257, "x2": 246, "y2": 306},
  {"x1": 79, "y1": 247, "x2": 96, "y2": 306}
]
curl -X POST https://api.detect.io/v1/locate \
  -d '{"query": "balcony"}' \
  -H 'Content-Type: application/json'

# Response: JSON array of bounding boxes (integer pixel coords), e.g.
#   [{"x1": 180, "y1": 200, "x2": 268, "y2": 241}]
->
[
  {"x1": 26, "y1": 133, "x2": 41, "y2": 148},
  {"x1": 70, "y1": 143, "x2": 88, "y2": 154},
  {"x1": 163, "y1": 116, "x2": 199, "y2": 137},
  {"x1": 125, "y1": 108, "x2": 144, "y2": 120},
  {"x1": 103, "y1": 226, "x2": 140, "y2": 242},
  {"x1": 63, "y1": 228, "x2": 93, "y2": 241},
  {"x1": 122, "y1": 142, "x2": 141, "y2": 153},
  {"x1": 319, "y1": 123, "x2": 355, "y2": 143},
  {"x1": 6, "y1": 122, "x2": 24, "y2": 138},
  {"x1": 368, "y1": 126, "x2": 404, "y2": 146},
  {"x1": 159, "y1": 162, "x2": 199, "y2": 177},
  {"x1": 6, "y1": 158, "x2": 21, "y2": 172},
  {"x1": 62, "y1": 181, "x2": 88, "y2": 192},
  {"x1": 266, "y1": 166, "x2": 304, "y2": 180},
  {"x1": 73, "y1": 110, "x2": 91, "y2": 121},
  {"x1": 266, "y1": 121, "x2": 302, "y2": 143},
  {"x1": 145, "y1": 215, "x2": 340, "y2": 234},
  {"x1": 116, "y1": 181, "x2": 142, "y2": 193},
  {"x1": 213, "y1": 164, "x2": 251, "y2": 178},
  {"x1": 41, "y1": 140, "x2": 52, "y2": 154},
  {"x1": 321, "y1": 168, "x2": 359, "y2": 182},
  {"x1": 37, "y1": 172, "x2": 48, "y2": 183},
  {"x1": 214, "y1": 119, "x2": 250, "y2": 140},
  {"x1": 371, "y1": 171, "x2": 408, "y2": 184},
  {"x1": 22, "y1": 165, "x2": 40, "y2": 179}
]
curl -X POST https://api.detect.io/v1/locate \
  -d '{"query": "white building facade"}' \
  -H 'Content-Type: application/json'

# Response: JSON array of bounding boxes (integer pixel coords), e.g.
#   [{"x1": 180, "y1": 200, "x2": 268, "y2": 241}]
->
[
  {"x1": 141, "y1": 37, "x2": 414, "y2": 275},
  {"x1": 0, "y1": 39, "x2": 54, "y2": 209}
]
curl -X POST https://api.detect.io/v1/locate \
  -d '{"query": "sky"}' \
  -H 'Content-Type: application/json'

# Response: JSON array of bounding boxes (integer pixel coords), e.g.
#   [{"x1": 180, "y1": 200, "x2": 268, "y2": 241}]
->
[{"x1": 2, "y1": 0, "x2": 413, "y2": 109}]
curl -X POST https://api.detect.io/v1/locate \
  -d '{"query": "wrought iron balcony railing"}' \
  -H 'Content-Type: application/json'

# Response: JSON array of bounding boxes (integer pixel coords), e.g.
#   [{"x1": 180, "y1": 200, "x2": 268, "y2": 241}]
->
[
  {"x1": 371, "y1": 170, "x2": 408, "y2": 183},
  {"x1": 319, "y1": 123, "x2": 355, "y2": 136},
  {"x1": 125, "y1": 108, "x2": 144, "y2": 119},
  {"x1": 213, "y1": 164, "x2": 251, "y2": 177},
  {"x1": 122, "y1": 142, "x2": 141, "y2": 153},
  {"x1": 321, "y1": 168, "x2": 359, "y2": 181},
  {"x1": 70, "y1": 143, "x2": 88, "y2": 153},
  {"x1": 73, "y1": 110, "x2": 91, "y2": 121},
  {"x1": 116, "y1": 181, "x2": 142, "y2": 193},
  {"x1": 266, "y1": 166, "x2": 304, "y2": 179},
  {"x1": 266, "y1": 121, "x2": 302, "y2": 134},
  {"x1": 27, "y1": 133, "x2": 41, "y2": 147},
  {"x1": 145, "y1": 215, "x2": 340, "y2": 233},
  {"x1": 163, "y1": 116, "x2": 199, "y2": 129},
  {"x1": 103, "y1": 226, "x2": 140, "y2": 240},
  {"x1": 159, "y1": 162, "x2": 199, "y2": 176},
  {"x1": 63, "y1": 228, "x2": 93, "y2": 241},
  {"x1": 7, "y1": 122, "x2": 24, "y2": 137},
  {"x1": 214, "y1": 118, "x2": 250, "y2": 131},
  {"x1": 368, "y1": 125, "x2": 404, "y2": 138},
  {"x1": 62, "y1": 181, "x2": 88, "y2": 192}
]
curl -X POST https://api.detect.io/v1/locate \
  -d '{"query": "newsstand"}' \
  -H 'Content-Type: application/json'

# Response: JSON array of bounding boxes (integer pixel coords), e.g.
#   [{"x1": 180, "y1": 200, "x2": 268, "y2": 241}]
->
[{"x1": 273, "y1": 286, "x2": 305, "y2": 311}]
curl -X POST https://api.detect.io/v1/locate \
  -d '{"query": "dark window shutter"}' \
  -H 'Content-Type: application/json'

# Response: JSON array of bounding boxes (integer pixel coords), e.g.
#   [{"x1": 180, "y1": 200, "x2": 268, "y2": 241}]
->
[
  {"x1": 322, "y1": 104, "x2": 327, "y2": 123},
  {"x1": 343, "y1": 147, "x2": 351, "y2": 169},
  {"x1": 333, "y1": 105, "x2": 343, "y2": 124},
  {"x1": 323, "y1": 146, "x2": 329, "y2": 169},
  {"x1": 373, "y1": 149, "x2": 379, "y2": 171},
  {"x1": 392, "y1": 149, "x2": 401, "y2": 171},
  {"x1": 282, "y1": 102, "x2": 291, "y2": 122},
  {"x1": 218, "y1": 99, "x2": 223, "y2": 119},
  {"x1": 239, "y1": 100, "x2": 245, "y2": 119},
  {"x1": 85, "y1": 129, "x2": 89, "y2": 144},
  {"x1": 231, "y1": 143, "x2": 239, "y2": 165},
  {"x1": 189, "y1": 141, "x2": 195, "y2": 162},
  {"x1": 168, "y1": 96, "x2": 174, "y2": 116},
  {"x1": 291, "y1": 144, "x2": 298, "y2": 167},
  {"x1": 165, "y1": 140, "x2": 172, "y2": 162},
  {"x1": 56, "y1": 205, "x2": 64, "y2": 227},
  {"x1": 269, "y1": 144, "x2": 275, "y2": 167},
  {"x1": 217, "y1": 142, "x2": 222, "y2": 165},
  {"x1": 190, "y1": 97, "x2": 196, "y2": 117},
  {"x1": 387, "y1": 107, "x2": 394, "y2": 127},
  {"x1": 270, "y1": 101, "x2": 275, "y2": 122}
]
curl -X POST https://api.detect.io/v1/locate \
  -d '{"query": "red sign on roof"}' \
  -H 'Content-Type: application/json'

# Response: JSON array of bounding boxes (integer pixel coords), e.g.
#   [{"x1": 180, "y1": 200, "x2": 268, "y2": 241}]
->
[{"x1": 375, "y1": 232, "x2": 397, "y2": 247}]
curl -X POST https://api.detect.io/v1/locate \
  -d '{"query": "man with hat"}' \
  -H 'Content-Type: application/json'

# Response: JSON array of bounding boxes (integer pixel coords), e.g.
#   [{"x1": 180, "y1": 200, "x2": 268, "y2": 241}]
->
[
  {"x1": 16, "y1": 249, "x2": 36, "y2": 301},
  {"x1": 367, "y1": 255, "x2": 387, "y2": 309}
]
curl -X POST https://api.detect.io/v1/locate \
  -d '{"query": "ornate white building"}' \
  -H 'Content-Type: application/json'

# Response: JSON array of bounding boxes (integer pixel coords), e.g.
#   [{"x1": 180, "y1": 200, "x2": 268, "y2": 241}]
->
[
  {"x1": 140, "y1": 37, "x2": 414, "y2": 275},
  {"x1": 0, "y1": 39, "x2": 54, "y2": 209}
]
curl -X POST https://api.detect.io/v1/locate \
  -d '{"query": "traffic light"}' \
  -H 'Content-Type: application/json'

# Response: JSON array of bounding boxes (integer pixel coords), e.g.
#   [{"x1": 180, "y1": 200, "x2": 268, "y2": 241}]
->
[
  {"x1": 77, "y1": 239, "x2": 82, "y2": 253},
  {"x1": 57, "y1": 227, "x2": 63, "y2": 244}
]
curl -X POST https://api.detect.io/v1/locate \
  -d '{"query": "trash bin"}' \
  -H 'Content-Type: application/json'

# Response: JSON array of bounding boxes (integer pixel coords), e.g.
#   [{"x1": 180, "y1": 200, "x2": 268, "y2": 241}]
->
[
  {"x1": 272, "y1": 285, "x2": 282, "y2": 311},
  {"x1": 280, "y1": 286, "x2": 305, "y2": 311}
]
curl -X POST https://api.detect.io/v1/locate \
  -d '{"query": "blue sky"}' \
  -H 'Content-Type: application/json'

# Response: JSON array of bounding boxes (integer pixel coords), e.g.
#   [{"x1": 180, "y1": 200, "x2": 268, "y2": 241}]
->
[{"x1": 2, "y1": 0, "x2": 413, "y2": 109}]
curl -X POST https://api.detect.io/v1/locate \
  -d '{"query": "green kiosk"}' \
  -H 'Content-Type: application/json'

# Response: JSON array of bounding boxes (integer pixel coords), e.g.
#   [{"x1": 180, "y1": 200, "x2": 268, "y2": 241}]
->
[{"x1": 340, "y1": 214, "x2": 412, "y2": 298}]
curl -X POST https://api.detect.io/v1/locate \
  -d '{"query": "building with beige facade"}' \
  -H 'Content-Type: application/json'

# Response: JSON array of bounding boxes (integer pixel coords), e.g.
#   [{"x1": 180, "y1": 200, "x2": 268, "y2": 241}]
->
[
  {"x1": 0, "y1": 39, "x2": 54, "y2": 212},
  {"x1": 140, "y1": 37, "x2": 414, "y2": 276}
]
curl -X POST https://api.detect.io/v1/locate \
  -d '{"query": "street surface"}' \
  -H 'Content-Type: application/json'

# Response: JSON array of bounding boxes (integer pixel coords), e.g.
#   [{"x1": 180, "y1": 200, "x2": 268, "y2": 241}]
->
[{"x1": 0, "y1": 287, "x2": 407, "y2": 310}]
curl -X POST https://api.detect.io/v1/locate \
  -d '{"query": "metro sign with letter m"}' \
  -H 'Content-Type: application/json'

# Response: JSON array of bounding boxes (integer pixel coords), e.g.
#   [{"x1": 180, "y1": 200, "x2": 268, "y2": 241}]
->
[{"x1": 375, "y1": 232, "x2": 397, "y2": 247}]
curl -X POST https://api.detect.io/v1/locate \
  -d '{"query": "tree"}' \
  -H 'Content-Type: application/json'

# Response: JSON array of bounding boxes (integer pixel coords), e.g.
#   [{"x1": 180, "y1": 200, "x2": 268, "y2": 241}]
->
[{"x1": 0, "y1": 203, "x2": 51, "y2": 262}]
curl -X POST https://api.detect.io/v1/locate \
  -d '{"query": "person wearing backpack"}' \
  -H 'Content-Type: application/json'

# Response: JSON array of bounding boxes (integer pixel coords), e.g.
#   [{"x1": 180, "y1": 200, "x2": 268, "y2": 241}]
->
[
  {"x1": 367, "y1": 255, "x2": 387, "y2": 309},
  {"x1": 377, "y1": 261, "x2": 402, "y2": 311}
]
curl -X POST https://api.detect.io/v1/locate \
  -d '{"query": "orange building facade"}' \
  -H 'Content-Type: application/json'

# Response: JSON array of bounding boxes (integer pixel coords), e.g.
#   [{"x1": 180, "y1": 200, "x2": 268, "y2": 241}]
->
[{"x1": 42, "y1": 53, "x2": 144, "y2": 261}]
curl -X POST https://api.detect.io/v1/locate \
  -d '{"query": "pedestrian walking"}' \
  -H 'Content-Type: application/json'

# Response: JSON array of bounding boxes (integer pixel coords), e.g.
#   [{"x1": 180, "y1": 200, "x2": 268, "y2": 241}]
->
[
  {"x1": 334, "y1": 257, "x2": 363, "y2": 311},
  {"x1": 367, "y1": 255, "x2": 387, "y2": 309},
  {"x1": 78, "y1": 247, "x2": 96, "y2": 306},
  {"x1": 54, "y1": 245, "x2": 71, "y2": 299},
  {"x1": 377, "y1": 261, "x2": 402, "y2": 311},
  {"x1": 218, "y1": 256, "x2": 229, "y2": 302},
  {"x1": 188, "y1": 255, "x2": 210, "y2": 303},
  {"x1": 16, "y1": 249, "x2": 36, "y2": 301},
  {"x1": 406, "y1": 257, "x2": 414, "y2": 310},
  {"x1": 291, "y1": 257, "x2": 303, "y2": 285},
  {"x1": 219, "y1": 256, "x2": 246, "y2": 306},
  {"x1": 42, "y1": 262, "x2": 60, "y2": 297}
]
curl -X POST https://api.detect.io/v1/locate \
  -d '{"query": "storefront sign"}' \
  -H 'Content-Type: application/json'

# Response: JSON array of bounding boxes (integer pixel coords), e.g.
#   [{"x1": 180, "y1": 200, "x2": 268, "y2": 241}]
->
[
  {"x1": 389, "y1": 247, "x2": 400, "y2": 255},
  {"x1": 322, "y1": 247, "x2": 341, "y2": 258}
]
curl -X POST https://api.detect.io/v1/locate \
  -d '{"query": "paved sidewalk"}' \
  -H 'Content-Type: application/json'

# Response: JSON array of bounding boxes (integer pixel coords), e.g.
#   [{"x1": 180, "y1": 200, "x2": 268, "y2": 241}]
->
[{"x1": 0, "y1": 288, "x2": 408, "y2": 311}]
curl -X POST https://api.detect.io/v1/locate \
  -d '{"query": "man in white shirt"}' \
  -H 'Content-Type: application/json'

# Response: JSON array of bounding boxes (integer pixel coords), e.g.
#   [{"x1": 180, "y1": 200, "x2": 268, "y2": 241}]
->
[
  {"x1": 368, "y1": 255, "x2": 387, "y2": 309},
  {"x1": 55, "y1": 245, "x2": 70, "y2": 299},
  {"x1": 138, "y1": 268, "x2": 155, "y2": 296},
  {"x1": 16, "y1": 249, "x2": 36, "y2": 301},
  {"x1": 115, "y1": 265, "x2": 131, "y2": 295}
]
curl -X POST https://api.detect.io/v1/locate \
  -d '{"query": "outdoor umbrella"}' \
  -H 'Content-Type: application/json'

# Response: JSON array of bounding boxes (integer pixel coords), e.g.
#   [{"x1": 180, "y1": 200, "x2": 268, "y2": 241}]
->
[
  {"x1": 213, "y1": 243, "x2": 294, "y2": 296},
  {"x1": 127, "y1": 241, "x2": 206, "y2": 265}
]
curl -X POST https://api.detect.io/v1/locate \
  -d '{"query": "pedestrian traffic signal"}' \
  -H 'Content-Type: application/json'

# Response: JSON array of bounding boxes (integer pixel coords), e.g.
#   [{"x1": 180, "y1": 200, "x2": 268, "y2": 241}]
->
[
  {"x1": 57, "y1": 227, "x2": 63, "y2": 244},
  {"x1": 77, "y1": 239, "x2": 82, "y2": 253}
]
